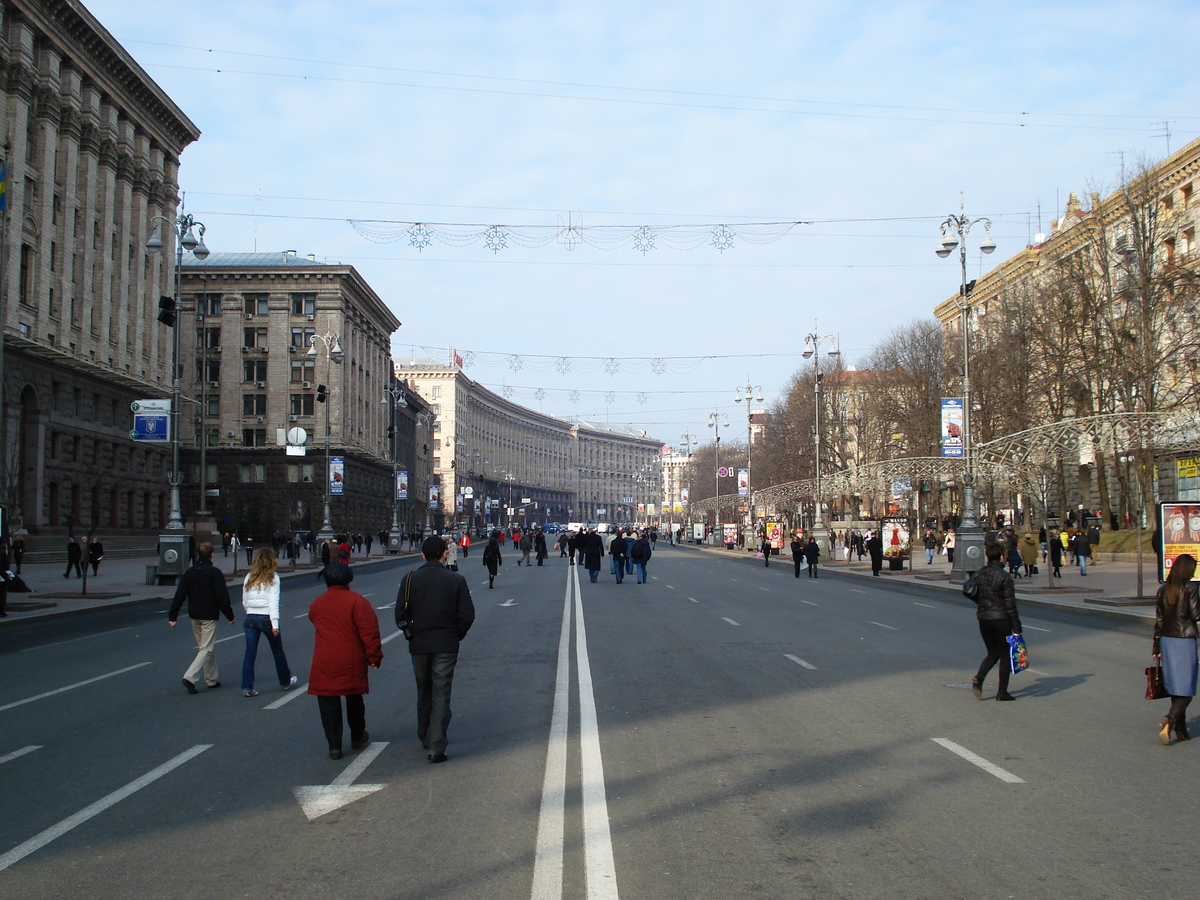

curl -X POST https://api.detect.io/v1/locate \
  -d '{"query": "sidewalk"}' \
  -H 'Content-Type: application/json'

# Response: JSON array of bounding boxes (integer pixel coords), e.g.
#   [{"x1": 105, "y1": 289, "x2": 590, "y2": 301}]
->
[
  {"x1": 0, "y1": 545, "x2": 419, "y2": 627},
  {"x1": 681, "y1": 541, "x2": 1159, "y2": 624}
]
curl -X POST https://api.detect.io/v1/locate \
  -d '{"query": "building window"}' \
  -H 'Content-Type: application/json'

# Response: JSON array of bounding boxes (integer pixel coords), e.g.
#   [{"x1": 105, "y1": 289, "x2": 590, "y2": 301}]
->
[
  {"x1": 290, "y1": 393, "x2": 315, "y2": 416},
  {"x1": 287, "y1": 463, "x2": 315, "y2": 483},
  {"x1": 239, "y1": 462, "x2": 267, "y2": 481},
  {"x1": 244, "y1": 359, "x2": 267, "y2": 382},
  {"x1": 199, "y1": 326, "x2": 221, "y2": 348},
  {"x1": 197, "y1": 294, "x2": 222, "y2": 316},
  {"x1": 244, "y1": 326, "x2": 268, "y2": 348},
  {"x1": 290, "y1": 359, "x2": 315, "y2": 382},
  {"x1": 204, "y1": 396, "x2": 220, "y2": 417},
  {"x1": 241, "y1": 430, "x2": 268, "y2": 449},
  {"x1": 243, "y1": 394, "x2": 267, "y2": 416},
  {"x1": 291, "y1": 326, "x2": 315, "y2": 348},
  {"x1": 197, "y1": 359, "x2": 221, "y2": 381},
  {"x1": 291, "y1": 293, "x2": 316, "y2": 315},
  {"x1": 431, "y1": 385, "x2": 442, "y2": 399},
  {"x1": 244, "y1": 294, "x2": 269, "y2": 316},
  {"x1": 18, "y1": 244, "x2": 34, "y2": 306}
]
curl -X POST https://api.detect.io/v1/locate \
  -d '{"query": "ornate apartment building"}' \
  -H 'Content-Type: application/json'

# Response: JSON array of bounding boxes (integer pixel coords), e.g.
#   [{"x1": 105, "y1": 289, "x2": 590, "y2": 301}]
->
[
  {"x1": 394, "y1": 360, "x2": 664, "y2": 530},
  {"x1": 0, "y1": 0, "x2": 199, "y2": 535},
  {"x1": 179, "y1": 252, "x2": 402, "y2": 538}
]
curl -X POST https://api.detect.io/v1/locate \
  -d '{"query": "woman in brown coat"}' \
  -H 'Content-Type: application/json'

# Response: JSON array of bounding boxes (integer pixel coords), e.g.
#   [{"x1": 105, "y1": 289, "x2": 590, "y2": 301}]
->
[
  {"x1": 308, "y1": 563, "x2": 383, "y2": 759},
  {"x1": 1153, "y1": 554, "x2": 1199, "y2": 744}
]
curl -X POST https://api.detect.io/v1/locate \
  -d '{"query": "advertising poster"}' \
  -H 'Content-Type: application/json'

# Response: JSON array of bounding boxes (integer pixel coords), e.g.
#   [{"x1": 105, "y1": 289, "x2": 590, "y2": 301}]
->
[
  {"x1": 766, "y1": 521, "x2": 783, "y2": 549},
  {"x1": 941, "y1": 398, "x2": 964, "y2": 458},
  {"x1": 879, "y1": 516, "x2": 912, "y2": 558},
  {"x1": 723, "y1": 523, "x2": 739, "y2": 546},
  {"x1": 681, "y1": 487, "x2": 689, "y2": 507},
  {"x1": 329, "y1": 456, "x2": 345, "y2": 495},
  {"x1": 1158, "y1": 502, "x2": 1200, "y2": 581},
  {"x1": 429, "y1": 484, "x2": 439, "y2": 509},
  {"x1": 397, "y1": 470, "x2": 408, "y2": 500},
  {"x1": 737, "y1": 468, "x2": 749, "y2": 497}
]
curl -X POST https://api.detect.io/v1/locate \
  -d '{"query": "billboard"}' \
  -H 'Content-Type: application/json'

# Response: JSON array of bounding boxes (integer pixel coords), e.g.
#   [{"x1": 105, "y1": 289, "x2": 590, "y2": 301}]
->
[
  {"x1": 941, "y1": 398, "x2": 964, "y2": 458},
  {"x1": 1159, "y1": 502, "x2": 1200, "y2": 582},
  {"x1": 329, "y1": 456, "x2": 345, "y2": 495},
  {"x1": 723, "y1": 523, "x2": 738, "y2": 546},
  {"x1": 766, "y1": 521, "x2": 783, "y2": 549}
]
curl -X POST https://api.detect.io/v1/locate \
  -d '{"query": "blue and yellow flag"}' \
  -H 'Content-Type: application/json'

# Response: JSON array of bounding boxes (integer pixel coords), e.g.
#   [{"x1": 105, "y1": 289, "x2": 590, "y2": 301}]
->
[{"x1": 0, "y1": 162, "x2": 7, "y2": 212}]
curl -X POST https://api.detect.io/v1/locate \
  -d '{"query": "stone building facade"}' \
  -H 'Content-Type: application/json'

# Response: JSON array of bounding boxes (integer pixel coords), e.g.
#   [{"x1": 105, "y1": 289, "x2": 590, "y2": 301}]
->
[
  {"x1": 179, "y1": 252, "x2": 401, "y2": 540},
  {"x1": 0, "y1": 0, "x2": 199, "y2": 536}
]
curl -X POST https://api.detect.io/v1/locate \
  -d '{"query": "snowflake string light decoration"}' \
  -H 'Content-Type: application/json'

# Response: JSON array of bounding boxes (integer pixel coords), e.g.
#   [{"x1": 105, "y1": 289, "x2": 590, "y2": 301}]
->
[
  {"x1": 569, "y1": 390, "x2": 581, "y2": 404},
  {"x1": 605, "y1": 392, "x2": 617, "y2": 405},
  {"x1": 501, "y1": 383, "x2": 514, "y2": 399},
  {"x1": 604, "y1": 358, "x2": 621, "y2": 376},
  {"x1": 650, "y1": 358, "x2": 667, "y2": 375},
  {"x1": 637, "y1": 392, "x2": 649, "y2": 405},
  {"x1": 711, "y1": 225, "x2": 735, "y2": 252},
  {"x1": 555, "y1": 357, "x2": 572, "y2": 375},
  {"x1": 534, "y1": 388, "x2": 546, "y2": 403},
  {"x1": 460, "y1": 351, "x2": 475, "y2": 368},
  {"x1": 633, "y1": 226, "x2": 655, "y2": 255},
  {"x1": 408, "y1": 223, "x2": 432, "y2": 251},
  {"x1": 484, "y1": 225, "x2": 508, "y2": 253},
  {"x1": 507, "y1": 354, "x2": 524, "y2": 372}
]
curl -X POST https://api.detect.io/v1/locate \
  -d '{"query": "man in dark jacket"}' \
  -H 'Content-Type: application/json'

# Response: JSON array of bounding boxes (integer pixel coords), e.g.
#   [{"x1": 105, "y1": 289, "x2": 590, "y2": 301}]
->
[
  {"x1": 866, "y1": 531, "x2": 884, "y2": 576},
  {"x1": 168, "y1": 542, "x2": 235, "y2": 693},
  {"x1": 1072, "y1": 529, "x2": 1091, "y2": 576},
  {"x1": 971, "y1": 542, "x2": 1022, "y2": 701},
  {"x1": 395, "y1": 535, "x2": 475, "y2": 763},
  {"x1": 630, "y1": 533, "x2": 652, "y2": 583},
  {"x1": 88, "y1": 536, "x2": 105, "y2": 575},
  {"x1": 609, "y1": 531, "x2": 628, "y2": 583},
  {"x1": 64, "y1": 536, "x2": 83, "y2": 578}
]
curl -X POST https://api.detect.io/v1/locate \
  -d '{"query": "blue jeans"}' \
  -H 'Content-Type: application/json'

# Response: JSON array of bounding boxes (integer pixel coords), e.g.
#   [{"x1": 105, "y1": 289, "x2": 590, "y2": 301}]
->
[
  {"x1": 634, "y1": 562, "x2": 647, "y2": 583},
  {"x1": 626, "y1": 558, "x2": 635, "y2": 574},
  {"x1": 241, "y1": 614, "x2": 292, "y2": 691},
  {"x1": 926, "y1": 548, "x2": 934, "y2": 564},
  {"x1": 611, "y1": 557, "x2": 624, "y2": 582},
  {"x1": 1079, "y1": 554, "x2": 1087, "y2": 575}
]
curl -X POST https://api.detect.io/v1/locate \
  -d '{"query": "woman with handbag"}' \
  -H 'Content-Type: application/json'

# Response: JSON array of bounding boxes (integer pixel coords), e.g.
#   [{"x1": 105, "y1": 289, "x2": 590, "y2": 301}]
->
[
  {"x1": 970, "y1": 542, "x2": 1022, "y2": 701},
  {"x1": 1153, "y1": 553, "x2": 1199, "y2": 744},
  {"x1": 482, "y1": 535, "x2": 502, "y2": 589}
]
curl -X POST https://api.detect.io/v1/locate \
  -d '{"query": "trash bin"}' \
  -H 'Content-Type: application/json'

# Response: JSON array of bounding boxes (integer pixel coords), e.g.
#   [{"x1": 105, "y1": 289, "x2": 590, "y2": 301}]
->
[
  {"x1": 888, "y1": 557, "x2": 906, "y2": 571},
  {"x1": 146, "y1": 564, "x2": 158, "y2": 585}
]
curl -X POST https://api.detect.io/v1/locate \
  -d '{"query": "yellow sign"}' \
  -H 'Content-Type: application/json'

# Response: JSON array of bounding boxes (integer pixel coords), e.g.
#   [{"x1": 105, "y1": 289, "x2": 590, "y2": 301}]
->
[{"x1": 1179, "y1": 458, "x2": 1200, "y2": 479}]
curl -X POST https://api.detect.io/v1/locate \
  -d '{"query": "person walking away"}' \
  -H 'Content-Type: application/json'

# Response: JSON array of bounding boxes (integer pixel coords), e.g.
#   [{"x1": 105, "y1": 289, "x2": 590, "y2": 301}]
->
[
  {"x1": 444, "y1": 534, "x2": 459, "y2": 571},
  {"x1": 518, "y1": 531, "x2": 533, "y2": 566},
  {"x1": 240, "y1": 548, "x2": 299, "y2": 697},
  {"x1": 396, "y1": 536, "x2": 475, "y2": 763},
  {"x1": 534, "y1": 529, "x2": 548, "y2": 566},
  {"x1": 760, "y1": 533, "x2": 772, "y2": 567},
  {"x1": 244, "y1": 537, "x2": 254, "y2": 566},
  {"x1": 1152, "y1": 553, "x2": 1199, "y2": 744},
  {"x1": 0, "y1": 539, "x2": 10, "y2": 617},
  {"x1": 64, "y1": 536, "x2": 83, "y2": 578},
  {"x1": 970, "y1": 542, "x2": 1022, "y2": 701},
  {"x1": 558, "y1": 532, "x2": 569, "y2": 558},
  {"x1": 1020, "y1": 532, "x2": 1038, "y2": 578},
  {"x1": 923, "y1": 529, "x2": 938, "y2": 565},
  {"x1": 1087, "y1": 521, "x2": 1101, "y2": 565},
  {"x1": 168, "y1": 542, "x2": 236, "y2": 693},
  {"x1": 1049, "y1": 530, "x2": 1064, "y2": 578},
  {"x1": 790, "y1": 534, "x2": 804, "y2": 578},
  {"x1": 308, "y1": 563, "x2": 382, "y2": 759},
  {"x1": 1072, "y1": 529, "x2": 1090, "y2": 575},
  {"x1": 630, "y1": 533, "x2": 652, "y2": 584},
  {"x1": 866, "y1": 531, "x2": 884, "y2": 576},
  {"x1": 567, "y1": 530, "x2": 579, "y2": 566},
  {"x1": 625, "y1": 531, "x2": 637, "y2": 576},
  {"x1": 943, "y1": 530, "x2": 956, "y2": 567},
  {"x1": 804, "y1": 536, "x2": 821, "y2": 578},
  {"x1": 1007, "y1": 539, "x2": 1024, "y2": 576},
  {"x1": 365, "y1": 533, "x2": 373, "y2": 556},
  {"x1": 11, "y1": 534, "x2": 24, "y2": 574},
  {"x1": 482, "y1": 536, "x2": 502, "y2": 589},
  {"x1": 459, "y1": 532, "x2": 470, "y2": 558},
  {"x1": 87, "y1": 536, "x2": 105, "y2": 576},
  {"x1": 582, "y1": 529, "x2": 605, "y2": 583},
  {"x1": 609, "y1": 531, "x2": 628, "y2": 583}
]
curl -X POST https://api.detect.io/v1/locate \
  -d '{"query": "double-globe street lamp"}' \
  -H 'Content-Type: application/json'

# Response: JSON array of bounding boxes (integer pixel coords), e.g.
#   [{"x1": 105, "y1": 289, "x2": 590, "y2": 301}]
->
[
  {"x1": 707, "y1": 410, "x2": 729, "y2": 543},
  {"x1": 936, "y1": 202, "x2": 996, "y2": 580},
  {"x1": 380, "y1": 382, "x2": 408, "y2": 553},
  {"x1": 733, "y1": 378, "x2": 763, "y2": 532},
  {"x1": 802, "y1": 330, "x2": 839, "y2": 538},
  {"x1": 308, "y1": 332, "x2": 344, "y2": 541}
]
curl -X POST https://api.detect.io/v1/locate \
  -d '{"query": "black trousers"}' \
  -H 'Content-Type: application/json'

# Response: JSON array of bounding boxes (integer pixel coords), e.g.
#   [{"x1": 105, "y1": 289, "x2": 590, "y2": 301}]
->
[
  {"x1": 793, "y1": 556, "x2": 802, "y2": 578},
  {"x1": 870, "y1": 555, "x2": 882, "y2": 576},
  {"x1": 412, "y1": 652, "x2": 458, "y2": 754},
  {"x1": 64, "y1": 559, "x2": 82, "y2": 577},
  {"x1": 317, "y1": 694, "x2": 365, "y2": 751},
  {"x1": 807, "y1": 562, "x2": 818, "y2": 578},
  {"x1": 975, "y1": 619, "x2": 1014, "y2": 694}
]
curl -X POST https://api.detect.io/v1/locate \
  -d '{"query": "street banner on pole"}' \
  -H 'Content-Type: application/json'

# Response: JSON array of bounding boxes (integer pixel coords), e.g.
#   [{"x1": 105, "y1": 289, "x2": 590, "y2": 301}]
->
[
  {"x1": 680, "y1": 487, "x2": 689, "y2": 507},
  {"x1": 329, "y1": 456, "x2": 345, "y2": 495},
  {"x1": 941, "y1": 398, "x2": 964, "y2": 458},
  {"x1": 737, "y1": 469, "x2": 749, "y2": 497},
  {"x1": 397, "y1": 471, "x2": 408, "y2": 500},
  {"x1": 429, "y1": 484, "x2": 439, "y2": 509}
]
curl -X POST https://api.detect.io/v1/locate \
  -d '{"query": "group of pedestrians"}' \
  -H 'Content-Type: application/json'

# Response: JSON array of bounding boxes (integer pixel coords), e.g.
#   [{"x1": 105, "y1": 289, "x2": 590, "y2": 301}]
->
[
  {"x1": 63, "y1": 536, "x2": 104, "y2": 578},
  {"x1": 167, "y1": 536, "x2": 476, "y2": 763}
]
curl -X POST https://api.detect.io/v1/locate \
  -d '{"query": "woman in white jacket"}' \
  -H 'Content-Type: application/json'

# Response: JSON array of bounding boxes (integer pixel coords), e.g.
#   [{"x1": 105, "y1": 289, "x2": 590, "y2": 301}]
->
[{"x1": 241, "y1": 549, "x2": 299, "y2": 697}]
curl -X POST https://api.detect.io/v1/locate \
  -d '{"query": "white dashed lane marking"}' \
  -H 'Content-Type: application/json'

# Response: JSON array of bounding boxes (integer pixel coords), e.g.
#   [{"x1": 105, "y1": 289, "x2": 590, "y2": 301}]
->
[
  {"x1": 801, "y1": 600, "x2": 819, "y2": 607},
  {"x1": 1024, "y1": 625, "x2": 1051, "y2": 632},
  {"x1": 870, "y1": 621, "x2": 898, "y2": 631},
  {"x1": 784, "y1": 654, "x2": 817, "y2": 670},
  {"x1": 914, "y1": 602, "x2": 936, "y2": 609},
  {"x1": 932, "y1": 738, "x2": 1025, "y2": 784},
  {"x1": 722, "y1": 618, "x2": 740, "y2": 627}
]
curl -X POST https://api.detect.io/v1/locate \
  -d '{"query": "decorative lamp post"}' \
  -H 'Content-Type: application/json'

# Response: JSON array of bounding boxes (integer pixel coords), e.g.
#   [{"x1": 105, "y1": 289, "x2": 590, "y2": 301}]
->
[
  {"x1": 936, "y1": 201, "x2": 996, "y2": 581},
  {"x1": 733, "y1": 378, "x2": 763, "y2": 530},
  {"x1": 708, "y1": 410, "x2": 729, "y2": 543},
  {"x1": 380, "y1": 382, "x2": 407, "y2": 553},
  {"x1": 802, "y1": 330, "x2": 839, "y2": 537},
  {"x1": 308, "y1": 332, "x2": 344, "y2": 541}
]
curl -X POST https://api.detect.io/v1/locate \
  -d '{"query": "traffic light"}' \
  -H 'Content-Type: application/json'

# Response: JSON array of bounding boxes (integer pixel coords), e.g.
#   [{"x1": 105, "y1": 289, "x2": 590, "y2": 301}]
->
[
  {"x1": 316, "y1": 384, "x2": 327, "y2": 403},
  {"x1": 157, "y1": 295, "x2": 176, "y2": 327}
]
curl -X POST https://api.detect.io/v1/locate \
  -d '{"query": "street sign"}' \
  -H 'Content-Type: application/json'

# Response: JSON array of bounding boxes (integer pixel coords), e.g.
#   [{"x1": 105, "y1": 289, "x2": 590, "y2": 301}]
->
[
  {"x1": 130, "y1": 399, "x2": 171, "y2": 442},
  {"x1": 464, "y1": 487, "x2": 474, "y2": 496},
  {"x1": 717, "y1": 466, "x2": 729, "y2": 478}
]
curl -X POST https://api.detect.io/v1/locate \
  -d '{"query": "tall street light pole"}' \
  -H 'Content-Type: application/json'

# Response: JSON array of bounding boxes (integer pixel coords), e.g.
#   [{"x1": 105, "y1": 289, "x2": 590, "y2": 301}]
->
[
  {"x1": 936, "y1": 200, "x2": 996, "y2": 580},
  {"x1": 308, "y1": 332, "x2": 344, "y2": 541},
  {"x1": 802, "y1": 329, "x2": 839, "y2": 538},
  {"x1": 733, "y1": 378, "x2": 763, "y2": 532},
  {"x1": 708, "y1": 410, "x2": 728, "y2": 544},
  {"x1": 381, "y1": 381, "x2": 408, "y2": 553}
]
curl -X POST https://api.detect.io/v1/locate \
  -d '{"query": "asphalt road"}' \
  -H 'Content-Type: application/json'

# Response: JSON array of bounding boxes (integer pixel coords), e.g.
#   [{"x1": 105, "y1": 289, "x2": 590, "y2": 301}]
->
[{"x1": 0, "y1": 545, "x2": 1192, "y2": 899}]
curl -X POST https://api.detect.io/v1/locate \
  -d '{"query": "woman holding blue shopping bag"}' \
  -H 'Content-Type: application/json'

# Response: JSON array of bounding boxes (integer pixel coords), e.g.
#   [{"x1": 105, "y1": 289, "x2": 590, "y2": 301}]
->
[
  {"x1": 969, "y1": 542, "x2": 1022, "y2": 701},
  {"x1": 1153, "y1": 554, "x2": 1198, "y2": 744}
]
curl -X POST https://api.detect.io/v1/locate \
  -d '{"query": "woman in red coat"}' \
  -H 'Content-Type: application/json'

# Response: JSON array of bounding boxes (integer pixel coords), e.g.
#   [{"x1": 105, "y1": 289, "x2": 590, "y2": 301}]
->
[{"x1": 308, "y1": 563, "x2": 383, "y2": 759}]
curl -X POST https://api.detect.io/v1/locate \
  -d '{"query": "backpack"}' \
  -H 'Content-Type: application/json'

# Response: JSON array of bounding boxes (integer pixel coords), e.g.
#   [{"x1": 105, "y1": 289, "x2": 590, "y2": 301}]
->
[{"x1": 631, "y1": 541, "x2": 645, "y2": 561}]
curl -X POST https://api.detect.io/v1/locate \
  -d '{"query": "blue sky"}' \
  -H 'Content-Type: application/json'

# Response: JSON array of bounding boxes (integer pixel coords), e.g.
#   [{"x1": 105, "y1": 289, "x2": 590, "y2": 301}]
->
[{"x1": 87, "y1": 0, "x2": 1200, "y2": 447}]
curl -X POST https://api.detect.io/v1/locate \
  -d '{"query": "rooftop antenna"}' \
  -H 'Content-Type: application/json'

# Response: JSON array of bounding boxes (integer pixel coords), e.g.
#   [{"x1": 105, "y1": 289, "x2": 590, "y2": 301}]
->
[
  {"x1": 253, "y1": 189, "x2": 267, "y2": 252},
  {"x1": 1151, "y1": 121, "x2": 1173, "y2": 156}
]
